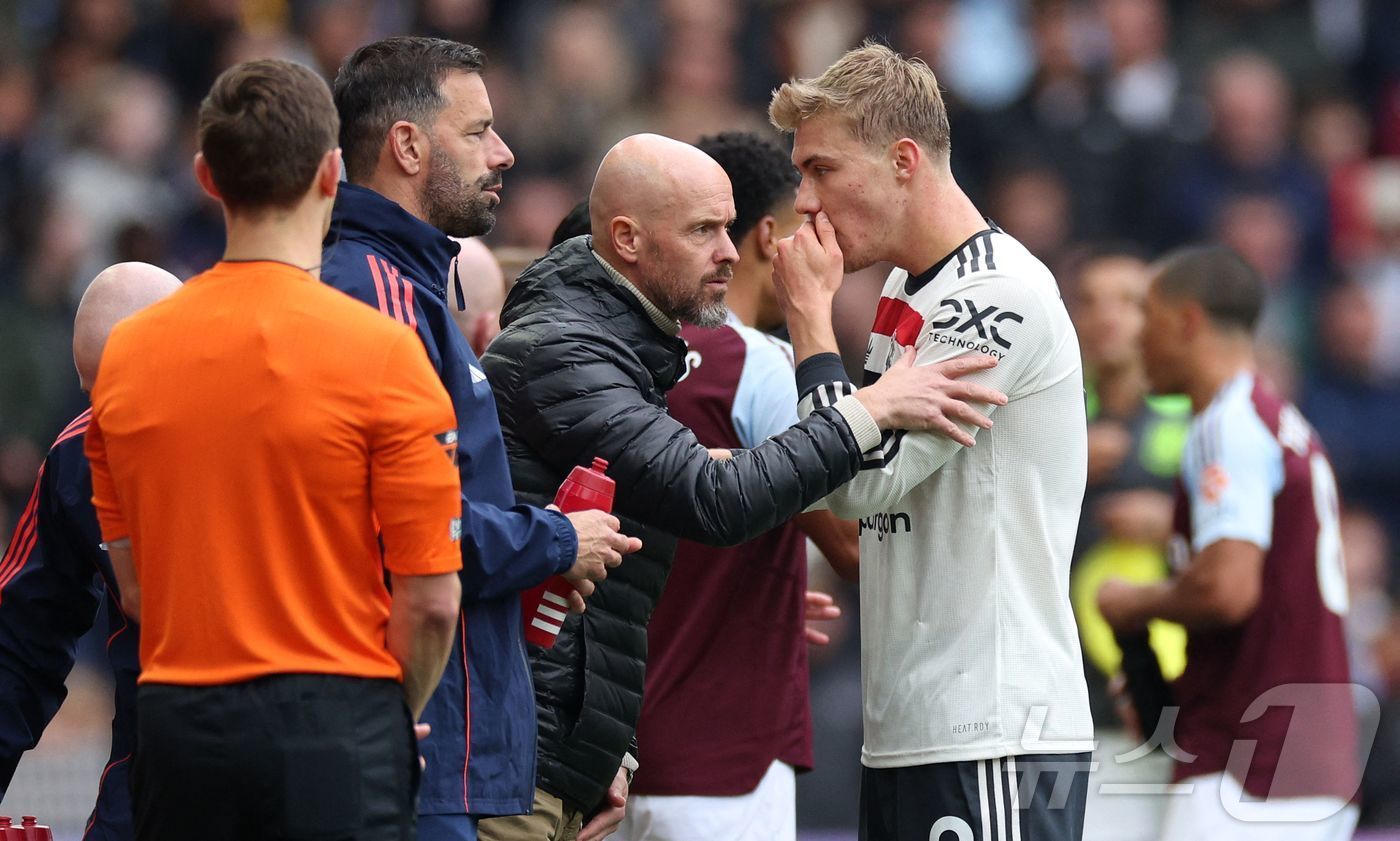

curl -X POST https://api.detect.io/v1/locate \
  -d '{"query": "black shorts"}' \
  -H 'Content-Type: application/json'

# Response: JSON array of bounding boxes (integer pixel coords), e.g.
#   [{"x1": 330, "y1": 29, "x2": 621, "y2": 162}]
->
[
  {"x1": 860, "y1": 752, "x2": 1091, "y2": 841},
  {"x1": 133, "y1": 674, "x2": 420, "y2": 841}
]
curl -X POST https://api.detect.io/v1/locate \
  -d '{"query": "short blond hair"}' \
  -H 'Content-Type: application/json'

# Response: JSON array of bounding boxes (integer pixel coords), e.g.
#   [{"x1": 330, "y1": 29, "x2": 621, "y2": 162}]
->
[{"x1": 768, "y1": 42, "x2": 951, "y2": 158}]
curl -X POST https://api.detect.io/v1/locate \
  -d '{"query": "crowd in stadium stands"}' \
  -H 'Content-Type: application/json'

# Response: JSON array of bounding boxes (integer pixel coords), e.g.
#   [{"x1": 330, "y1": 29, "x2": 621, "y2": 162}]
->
[{"x1": 0, "y1": 0, "x2": 1398, "y2": 833}]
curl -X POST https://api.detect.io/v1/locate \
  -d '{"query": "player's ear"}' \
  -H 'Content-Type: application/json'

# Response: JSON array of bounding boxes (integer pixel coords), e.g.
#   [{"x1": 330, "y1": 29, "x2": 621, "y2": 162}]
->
[
  {"x1": 317, "y1": 148, "x2": 342, "y2": 198},
  {"x1": 756, "y1": 215, "x2": 779, "y2": 260},
  {"x1": 1180, "y1": 300, "x2": 1208, "y2": 340},
  {"x1": 891, "y1": 138, "x2": 921, "y2": 183}
]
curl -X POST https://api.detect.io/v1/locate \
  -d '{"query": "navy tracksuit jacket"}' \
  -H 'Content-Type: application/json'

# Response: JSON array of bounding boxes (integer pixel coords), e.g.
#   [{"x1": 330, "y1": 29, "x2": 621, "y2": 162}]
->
[
  {"x1": 323, "y1": 183, "x2": 576, "y2": 820},
  {"x1": 0, "y1": 409, "x2": 138, "y2": 840}
]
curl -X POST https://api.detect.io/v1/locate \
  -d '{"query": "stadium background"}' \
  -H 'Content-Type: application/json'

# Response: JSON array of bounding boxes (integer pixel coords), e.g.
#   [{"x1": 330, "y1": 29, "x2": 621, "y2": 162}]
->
[{"x1": 0, "y1": 0, "x2": 1397, "y2": 838}]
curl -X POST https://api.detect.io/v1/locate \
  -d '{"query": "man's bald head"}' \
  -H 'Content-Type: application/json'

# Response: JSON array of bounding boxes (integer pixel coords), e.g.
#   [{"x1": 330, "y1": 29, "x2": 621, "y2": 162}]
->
[
  {"x1": 587, "y1": 134, "x2": 738, "y2": 327},
  {"x1": 589, "y1": 134, "x2": 733, "y2": 240},
  {"x1": 447, "y1": 237, "x2": 507, "y2": 355},
  {"x1": 74, "y1": 262, "x2": 182, "y2": 392}
]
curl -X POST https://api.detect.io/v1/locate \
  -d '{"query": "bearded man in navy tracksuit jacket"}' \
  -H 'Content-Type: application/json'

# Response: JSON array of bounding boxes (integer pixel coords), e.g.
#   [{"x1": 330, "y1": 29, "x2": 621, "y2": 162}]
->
[{"x1": 322, "y1": 37, "x2": 633, "y2": 841}]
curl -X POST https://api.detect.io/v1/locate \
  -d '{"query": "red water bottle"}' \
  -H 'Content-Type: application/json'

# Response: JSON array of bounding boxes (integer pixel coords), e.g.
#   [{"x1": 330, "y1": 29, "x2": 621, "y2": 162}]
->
[
  {"x1": 0, "y1": 817, "x2": 18, "y2": 840},
  {"x1": 18, "y1": 816, "x2": 50, "y2": 841},
  {"x1": 521, "y1": 458, "x2": 615, "y2": 648}
]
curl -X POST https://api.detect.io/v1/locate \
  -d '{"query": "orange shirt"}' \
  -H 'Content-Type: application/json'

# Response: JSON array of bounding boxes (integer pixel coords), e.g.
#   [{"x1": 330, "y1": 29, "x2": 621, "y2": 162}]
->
[{"x1": 87, "y1": 260, "x2": 462, "y2": 686}]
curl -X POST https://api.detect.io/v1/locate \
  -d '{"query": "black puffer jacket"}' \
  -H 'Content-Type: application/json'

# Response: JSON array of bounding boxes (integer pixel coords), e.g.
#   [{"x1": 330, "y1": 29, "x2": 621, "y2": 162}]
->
[{"x1": 482, "y1": 236, "x2": 866, "y2": 812}]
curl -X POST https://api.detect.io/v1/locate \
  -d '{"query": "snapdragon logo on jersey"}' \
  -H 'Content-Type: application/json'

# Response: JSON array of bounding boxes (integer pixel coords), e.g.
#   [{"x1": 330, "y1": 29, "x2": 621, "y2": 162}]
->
[{"x1": 860, "y1": 511, "x2": 912, "y2": 541}]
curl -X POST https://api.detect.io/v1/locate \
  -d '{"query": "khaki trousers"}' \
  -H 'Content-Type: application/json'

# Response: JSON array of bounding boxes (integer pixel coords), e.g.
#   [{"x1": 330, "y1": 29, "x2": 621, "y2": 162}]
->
[{"x1": 477, "y1": 787, "x2": 586, "y2": 841}]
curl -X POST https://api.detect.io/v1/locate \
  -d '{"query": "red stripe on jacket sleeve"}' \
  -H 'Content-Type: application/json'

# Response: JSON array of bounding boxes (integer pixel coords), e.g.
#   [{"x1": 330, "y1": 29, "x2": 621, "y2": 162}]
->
[{"x1": 367, "y1": 254, "x2": 391, "y2": 315}]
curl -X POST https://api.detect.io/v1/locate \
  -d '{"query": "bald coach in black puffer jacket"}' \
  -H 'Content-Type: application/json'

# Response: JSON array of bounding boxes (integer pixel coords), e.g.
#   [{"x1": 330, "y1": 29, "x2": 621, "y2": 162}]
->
[{"x1": 482, "y1": 234, "x2": 868, "y2": 814}]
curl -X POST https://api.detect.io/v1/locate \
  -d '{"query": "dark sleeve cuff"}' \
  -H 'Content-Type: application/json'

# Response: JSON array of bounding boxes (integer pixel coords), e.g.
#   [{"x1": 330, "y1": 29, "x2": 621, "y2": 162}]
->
[
  {"x1": 544, "y1": 508, "x2": 579, "y2": 576},
  {"x1": 795, "y1": 352, "x2": 852, "y2": 399}
]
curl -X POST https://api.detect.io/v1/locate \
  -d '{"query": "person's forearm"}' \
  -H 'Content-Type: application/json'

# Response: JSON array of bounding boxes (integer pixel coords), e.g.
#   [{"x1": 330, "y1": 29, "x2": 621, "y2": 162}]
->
[
  {"x1": 107, "y1": 538, "x2": 140, "y2": 621},
  {"x1": 388, "y1": 610, "x2": 456, "y2": 718},
  {"x1": 1120, "y1": 579, "x2": 1242, "y2": 630},
  {"x1": 796, "y1": 510, "x2": 860, "y2": 581},
  {"x1": 784, "y1": 302, "x2": 839, "y2": 364},
  {"x1": 387, "y1": 574, "x2": 461, "y2": 718}
]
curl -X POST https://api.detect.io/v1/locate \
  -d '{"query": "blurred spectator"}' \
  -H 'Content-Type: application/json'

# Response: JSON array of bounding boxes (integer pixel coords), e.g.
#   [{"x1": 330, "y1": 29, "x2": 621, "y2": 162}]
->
[
  {"x1": 1341, "y1": 507, "x2": 1400, "y2": 826},
  {"x1": 1176, "y1": 0, "x2": 1332, "y2": 90},
  {"x1": 495, "y1": 3, "x2": 636, "y2": 180},
  {"x1": 1097, "y1": 0, "x2": 1187, "y2": 135},
  {"x1": 415, "y1": 0, "x2": 492, "y2": 42},
  {"x1": 46, "y1": 67, "x2": 178, "y2": 303},
  {"x1": 988, "y1": 0, "x2": 1170, "y2": 243},
  {"x1": 1211, "y1": 192, "x2": 1312, "y2": 375},
  {"x1": 0, "y1": 60, "x2": 38, "y2": 295},
  {"x1": 1370, "y1": 607, "x2": 1400, "y2": 825},
  {"x1": 295, "y1": 0, "x2": 379, "y2": 79},
  {"x1": 623, "y1": 24, "x2": 769, "y2": 144},
  {"x1": 986, "y1": 164, "x2": 1074, "y2": 267},
  {"x1": 1063, "y1": 249, "x2": 1188, "y2": 724},
  {"x1": 1162, "y1": 51, "x2": 1331, "y2": 276},
  {"x1": 1300, "y1": 281, "x2": 1400, "y2": 566},
  {"x1": 492, "y1": 175, "x2": 581, "y2": 250},
  {"x1": 1345, "y1": 507, "x2": 1395, "y2": 697},
  {"x1": 1301, "y1": 94, "x2": 1375, "y2": 264},
  {"x1": 1349, "y1": 159, "x2": 1400, "y2": 379}
]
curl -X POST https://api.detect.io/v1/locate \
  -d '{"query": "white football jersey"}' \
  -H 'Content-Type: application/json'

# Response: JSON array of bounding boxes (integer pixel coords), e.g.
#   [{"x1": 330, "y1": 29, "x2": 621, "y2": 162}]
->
[{"x1": 799, "y1": 225, "x2": 1094, "y2": 767}]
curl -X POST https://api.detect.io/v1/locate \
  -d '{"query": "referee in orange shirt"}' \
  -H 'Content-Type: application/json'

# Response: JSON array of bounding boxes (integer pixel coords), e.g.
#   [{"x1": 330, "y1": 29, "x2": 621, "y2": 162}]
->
[{"x1": 85, "y1": 60, "x2": 464, "y2": 841}]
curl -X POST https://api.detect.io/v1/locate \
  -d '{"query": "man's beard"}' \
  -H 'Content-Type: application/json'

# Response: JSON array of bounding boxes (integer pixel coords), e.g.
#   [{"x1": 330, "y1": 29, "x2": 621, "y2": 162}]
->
[
  {"x1": 423, "y1": 151, "x2": 498, "y2": 238},
  {"x1": 654, "y1": 264, "x2": 731, "y2": 328}
]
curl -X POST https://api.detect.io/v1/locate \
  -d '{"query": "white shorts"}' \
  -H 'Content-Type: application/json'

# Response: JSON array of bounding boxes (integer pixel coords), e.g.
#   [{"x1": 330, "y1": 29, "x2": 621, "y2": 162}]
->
[
  {"x1": 1158, "y1": 771, "x2": 1358, "y2": 841},
  {"x1": 615, "y1": 759, "x2": 796, "y2": 841}
]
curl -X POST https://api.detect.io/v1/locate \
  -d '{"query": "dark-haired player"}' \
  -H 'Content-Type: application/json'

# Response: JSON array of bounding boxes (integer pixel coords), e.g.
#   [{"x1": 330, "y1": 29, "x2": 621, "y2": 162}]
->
[
  {"x1": 615, "y1": 131, "x2": 858, "y2": 841},
  {"x1": 1098, "y1": 245, "x2": 1359, "y2": 839}
]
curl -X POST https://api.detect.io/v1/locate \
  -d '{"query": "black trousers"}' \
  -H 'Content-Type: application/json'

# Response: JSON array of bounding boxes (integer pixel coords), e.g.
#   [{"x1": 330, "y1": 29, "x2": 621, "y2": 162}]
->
[
  {"x1": 133, "y1": 674, "x2": 419, "y2": 841},
  {"x1": 860, "y1": 752, "x2": 1091, "y2": 841}
]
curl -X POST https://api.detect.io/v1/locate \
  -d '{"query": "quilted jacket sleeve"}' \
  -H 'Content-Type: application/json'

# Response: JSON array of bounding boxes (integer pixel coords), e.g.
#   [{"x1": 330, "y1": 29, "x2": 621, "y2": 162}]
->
[{"x1": 487, "y1": 323, "x2": 866, "y2": 546}]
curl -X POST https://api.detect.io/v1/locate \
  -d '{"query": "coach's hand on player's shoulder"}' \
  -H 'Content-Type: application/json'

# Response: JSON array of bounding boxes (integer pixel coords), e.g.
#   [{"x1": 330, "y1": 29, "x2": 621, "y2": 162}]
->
[
  {"x1": 556, "y1": 507, "x2": 642, "y2": 613},
  {"x1": 773, "y1": 211, "x2": 844, "y2": 317},
  {"x1": 854, "y1": 351, "x2": 1008, "y2": 447}
]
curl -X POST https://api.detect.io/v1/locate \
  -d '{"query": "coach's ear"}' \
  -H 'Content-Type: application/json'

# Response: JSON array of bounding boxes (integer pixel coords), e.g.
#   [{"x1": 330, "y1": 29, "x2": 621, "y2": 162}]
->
[
  {"x1": 387, "y1": 120, "x2": 429, "y2": 177},
  {"x1": 193, "y1": 152, "x2": 223, "y2": 203}
]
